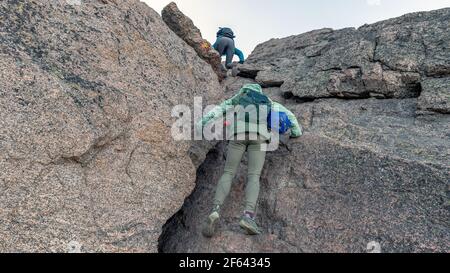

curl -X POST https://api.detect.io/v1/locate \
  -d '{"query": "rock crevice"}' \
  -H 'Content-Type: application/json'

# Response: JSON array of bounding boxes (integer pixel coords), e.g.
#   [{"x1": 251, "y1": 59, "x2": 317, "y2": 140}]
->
[{"x1": 159, "y1": 7, "x2": 450, "y2": 253}]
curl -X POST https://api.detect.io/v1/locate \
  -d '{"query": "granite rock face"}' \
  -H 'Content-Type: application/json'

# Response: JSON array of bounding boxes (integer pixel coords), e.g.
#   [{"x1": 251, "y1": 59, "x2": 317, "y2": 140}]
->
[
  {"x1": 238, "y1": 8, "x2": 450, "y2": 111},
  {"x1": 1, "y1": 0, "x2": 449, "y2": 254},
  {"x1": 0, "y1": 0, "x2": 222, "y2": 252},
  {"x1": 162, "y1": 2, "x2": 226, "y2": 81},
  {"x1": 160, "y1": 9, "x2": 450, "y2": 253}
]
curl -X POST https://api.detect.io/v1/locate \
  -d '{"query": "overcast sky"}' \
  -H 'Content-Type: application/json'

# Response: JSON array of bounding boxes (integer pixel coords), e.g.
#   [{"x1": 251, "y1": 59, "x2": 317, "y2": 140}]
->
[{"x1": 142, "y1": 0, "x2": 450, "y2": 61}]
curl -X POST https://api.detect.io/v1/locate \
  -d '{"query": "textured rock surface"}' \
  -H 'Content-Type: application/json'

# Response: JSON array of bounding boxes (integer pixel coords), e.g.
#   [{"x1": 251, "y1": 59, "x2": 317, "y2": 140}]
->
[
  {"x1": 0, "y1": 0, "x2": 222, "y2": 252},
  {"x1": 1, "y1": 0, "x2": 449, "y2": 254},
  {"x1": 237, "y1": 8, "x2": 450, "y2": 112},
  {"x1": 161, "y1": 95, "x2": 450, "y2": 253},
  {"x1": 418, "y1": 77, "x2": 450, "y2": 114},
  {"x1": 160, "y1": 9, "x2": 450, "y2": 253},
  {"x1": 162, "y1": 2, "x2": 226, "y2": 81}
]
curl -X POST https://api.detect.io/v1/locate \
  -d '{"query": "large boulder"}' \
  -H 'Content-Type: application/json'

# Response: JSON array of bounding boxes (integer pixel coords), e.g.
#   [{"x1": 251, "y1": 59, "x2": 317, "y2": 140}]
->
[
  {"x1": 160, "y1": 9, "x2": 450, "y2": 253},
  {"x1": 162, "y1": 2, "x2": 226, "y2": 81},
  {"x1": 0, "y1": 0, "x2": 222, "y2": 252}
]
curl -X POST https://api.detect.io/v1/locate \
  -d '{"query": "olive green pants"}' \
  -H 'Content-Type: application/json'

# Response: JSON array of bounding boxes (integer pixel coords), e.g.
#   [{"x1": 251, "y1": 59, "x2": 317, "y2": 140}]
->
[{"x1": 213, "y1": 136, "x2": 267, "y2": 213}]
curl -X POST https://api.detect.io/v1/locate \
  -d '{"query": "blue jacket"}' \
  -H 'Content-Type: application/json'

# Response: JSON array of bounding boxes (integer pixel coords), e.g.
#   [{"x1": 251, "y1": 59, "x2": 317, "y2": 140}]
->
[{"x1": 213, "y1": 38, "x2": 245, "y2": 64}]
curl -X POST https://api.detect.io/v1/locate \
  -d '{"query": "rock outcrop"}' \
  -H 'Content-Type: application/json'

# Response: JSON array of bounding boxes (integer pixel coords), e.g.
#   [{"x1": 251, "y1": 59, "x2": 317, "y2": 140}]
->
[
  {"x1": 239, "y1": 8, "x2": 449, "y2": 112},
  {"x1": 162, "y1": 2, "x2": 226, "y2": 81},
  {"x1": 0, "y1": 0, "x2": 448, "y2": 253},
  {"x1": 0, "y1": 0, "x2": 222, "y2": 252},
  {"x1": 160, "y1": 9, "x2": 450, "y2": 253}
]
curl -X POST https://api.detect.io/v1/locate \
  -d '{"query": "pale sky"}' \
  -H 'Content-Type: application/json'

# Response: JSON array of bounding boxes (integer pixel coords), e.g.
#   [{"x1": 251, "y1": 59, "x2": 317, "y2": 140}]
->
[{"x1": 142, "y1": 0, "x2": 450, "y2": 61}]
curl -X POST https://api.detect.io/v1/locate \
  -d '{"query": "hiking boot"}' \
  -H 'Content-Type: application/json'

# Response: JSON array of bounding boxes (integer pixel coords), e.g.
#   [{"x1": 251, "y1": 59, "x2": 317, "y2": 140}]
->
[
  {"x1": 239, "y1": 214, "x2": 261, "y2": 235},
  {"x1": 202, "y1": 206, "x2": 220, "y2": 238}
]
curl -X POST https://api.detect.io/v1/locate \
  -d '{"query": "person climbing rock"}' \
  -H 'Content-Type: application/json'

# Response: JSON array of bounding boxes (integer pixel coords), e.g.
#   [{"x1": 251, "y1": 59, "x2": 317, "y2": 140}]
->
[
  {"x1": 213, "y1": 27, "x2": 245, "y2": 75},
  {"x1": 197, "y1": 84, "x2": 302, "y2": 238}
]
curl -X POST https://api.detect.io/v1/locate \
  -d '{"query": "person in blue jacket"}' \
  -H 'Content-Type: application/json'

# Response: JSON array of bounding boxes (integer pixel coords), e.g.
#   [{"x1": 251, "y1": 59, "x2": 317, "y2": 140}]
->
[{"x1": 213, "y1": 27, "x2": 245, "y2": 69}]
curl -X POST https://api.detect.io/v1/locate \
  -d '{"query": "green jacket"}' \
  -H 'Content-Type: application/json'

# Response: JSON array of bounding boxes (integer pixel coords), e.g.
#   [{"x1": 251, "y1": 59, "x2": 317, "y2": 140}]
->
[{"x1": 198, "y1": 84, "x2": 303, "y2": 140}]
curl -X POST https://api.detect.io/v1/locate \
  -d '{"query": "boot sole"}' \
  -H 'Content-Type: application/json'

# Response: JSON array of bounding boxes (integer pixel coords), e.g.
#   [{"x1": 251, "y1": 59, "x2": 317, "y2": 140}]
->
[
  {"x1": 239, "y1": 220, "x2": 261, "y2": 236},
  {"x1": 202, "y1": 212, "x2": 219, "y2": 238}
]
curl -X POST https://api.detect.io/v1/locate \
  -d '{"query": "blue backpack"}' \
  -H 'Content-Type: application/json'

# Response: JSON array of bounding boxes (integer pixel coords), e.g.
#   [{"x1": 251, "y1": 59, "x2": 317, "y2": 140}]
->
[
  {"x1": 217, "y1": 27, "x2": 235, "y2": 39},
  {"x1": 267, "y1": 111, "x2": 292, "y2": 134}
]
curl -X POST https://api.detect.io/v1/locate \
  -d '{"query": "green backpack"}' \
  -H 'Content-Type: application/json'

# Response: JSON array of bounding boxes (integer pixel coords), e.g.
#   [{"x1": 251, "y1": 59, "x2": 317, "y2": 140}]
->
[{"x1": 235, "y1": 90, "x2": 272, "y2": 125}]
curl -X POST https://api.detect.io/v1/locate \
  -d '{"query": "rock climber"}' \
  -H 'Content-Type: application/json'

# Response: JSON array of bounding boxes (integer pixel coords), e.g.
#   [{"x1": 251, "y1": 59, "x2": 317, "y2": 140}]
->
[
  {"x1": 197, "y1": 84, "x2": 302, "y2": 237},
  {"x1": 213, "y1": 27, "x2": 245, "y2": 71}
]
